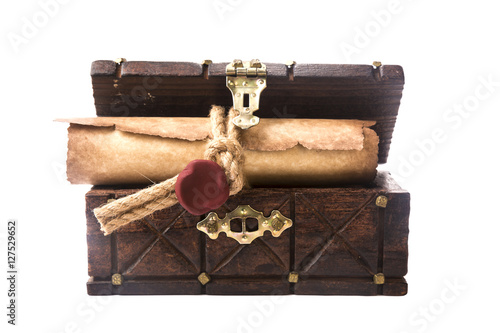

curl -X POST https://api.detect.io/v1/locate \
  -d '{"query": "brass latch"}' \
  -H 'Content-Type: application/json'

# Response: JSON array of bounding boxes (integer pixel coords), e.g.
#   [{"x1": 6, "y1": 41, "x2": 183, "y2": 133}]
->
[
  {"x1": 197, "y1": 205, "x2": 292, "y2": 244},
  {"x1": 226, "y1": 59, "x2": 267, "y2": 129}
]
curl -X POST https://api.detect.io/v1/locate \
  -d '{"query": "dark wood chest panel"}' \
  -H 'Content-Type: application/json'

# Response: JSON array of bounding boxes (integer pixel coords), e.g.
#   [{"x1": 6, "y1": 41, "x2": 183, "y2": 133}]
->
[
  {"x1": 90, "y1": 61, "x2": 404, "y2": 164},
  {"x1": 86, "y1": 172, "x2": 409, "y2": 296}
]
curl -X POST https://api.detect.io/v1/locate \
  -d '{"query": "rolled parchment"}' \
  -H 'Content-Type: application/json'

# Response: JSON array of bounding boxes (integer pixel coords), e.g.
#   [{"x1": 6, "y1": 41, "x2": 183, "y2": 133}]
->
[{"x1": 59, "y1": 117, "x2": 379, "y2": 186}]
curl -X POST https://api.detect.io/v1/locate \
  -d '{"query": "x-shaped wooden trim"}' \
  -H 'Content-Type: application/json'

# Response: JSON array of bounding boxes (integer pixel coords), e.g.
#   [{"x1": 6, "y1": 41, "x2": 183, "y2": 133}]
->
[
  {"x1": 296, "y1": 193, "x2": 378, "y2": 276},
  {"x1": 120, "y1": 208, "x2": 199, "y2": 275},
  {"x1": 208, "y1": 196, "x2": 290, "y2": 275}
]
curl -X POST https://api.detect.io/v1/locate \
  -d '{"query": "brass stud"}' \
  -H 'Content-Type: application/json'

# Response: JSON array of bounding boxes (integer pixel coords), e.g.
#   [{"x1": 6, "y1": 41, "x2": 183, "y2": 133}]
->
[
  {"x1": 242, "y1": 235, "x2": 248, "y2": 240},
  {"x1": 373, "y1": 273, "x2": 385, "y2": 285},
  {"x1": 202, "y1": 59, "x2": 212, "y2": 65},
  {"x1": 272, "y1": 218, "x2": 285, "y2": 232},
  {"x1": 288, "y1": 272, "x2": 299, "y2": 283},
  {"x1": 372, "y1": 61, "x2": 382, "y2": 68},
  {"x1": 207, "y1": 220, "x2": 218, "y2": 234},
  {"x1": 375, "y1": 195, "x2": 388, "y2": 208},
  {"x1": 198, "y1": 272, "x2": 211, "y2": 285},
  {"x1": 285, "y1": 60, "x2": 296, "y2": 67},
  {"x1": 257, "y1": 79, "x2": 264, "y2": 85},
  {"x1": 111, "y1": 273, "x2": 123, "y2": 286},
  {"x1": 114, "y1": 58, "x2": 126, "y2": 64}
]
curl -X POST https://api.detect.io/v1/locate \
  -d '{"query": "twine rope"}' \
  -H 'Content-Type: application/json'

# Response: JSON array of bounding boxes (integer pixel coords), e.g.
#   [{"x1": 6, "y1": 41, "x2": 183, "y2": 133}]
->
[{"x1": 94, "y1": 105, "x2": 244, "y2": 235}]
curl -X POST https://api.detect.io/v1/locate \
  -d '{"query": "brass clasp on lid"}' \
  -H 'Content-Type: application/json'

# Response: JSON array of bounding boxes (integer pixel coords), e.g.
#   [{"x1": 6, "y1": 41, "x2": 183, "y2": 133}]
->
[{"x1": 226, "y1": 59, "x2": 267, "y2": 129}]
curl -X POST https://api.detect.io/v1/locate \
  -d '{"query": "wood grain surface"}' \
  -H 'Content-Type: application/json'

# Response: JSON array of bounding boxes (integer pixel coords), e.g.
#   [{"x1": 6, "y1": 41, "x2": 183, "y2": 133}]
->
[
  {"x1": 86, "y1": 172, "x2": 409, "y2": 296},
  {"x1": 90, "y1": 60, "x2": 405, "y2": 164}
]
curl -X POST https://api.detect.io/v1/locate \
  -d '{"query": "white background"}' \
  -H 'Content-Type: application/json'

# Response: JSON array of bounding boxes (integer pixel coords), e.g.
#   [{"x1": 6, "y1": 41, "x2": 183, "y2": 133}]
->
[{"x1": 1, "y1": 0, "x2": 499, "y2": 332}]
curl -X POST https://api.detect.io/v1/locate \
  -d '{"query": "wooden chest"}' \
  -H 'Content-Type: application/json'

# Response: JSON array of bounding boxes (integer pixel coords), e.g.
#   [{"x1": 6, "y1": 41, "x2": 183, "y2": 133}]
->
[
  {"x1": 86, "y1": 172, "x2": 408, "y2": 295},
  {"x1": 85, "y1": 60, "x2": 409, "y2": 296}
]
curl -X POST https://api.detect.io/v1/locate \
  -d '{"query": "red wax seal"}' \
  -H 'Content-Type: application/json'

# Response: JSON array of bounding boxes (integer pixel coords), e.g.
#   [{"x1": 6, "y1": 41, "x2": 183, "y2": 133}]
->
[{"x1": 175, "y1": 160, "x2": 229, "y2": 215}]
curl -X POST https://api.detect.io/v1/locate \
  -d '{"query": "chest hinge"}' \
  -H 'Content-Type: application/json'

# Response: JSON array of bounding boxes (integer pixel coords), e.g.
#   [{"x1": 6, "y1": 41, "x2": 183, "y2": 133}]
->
[{"x1": 226, "y1": 59, "x2": 267, "y2": 129}]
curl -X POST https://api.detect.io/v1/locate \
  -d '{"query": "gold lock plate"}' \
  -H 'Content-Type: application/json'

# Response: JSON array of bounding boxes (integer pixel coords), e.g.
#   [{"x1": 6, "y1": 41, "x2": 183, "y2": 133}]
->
[
  {"x1": 197, "y1": 205, "x2": 292, "y2": 244},
  {"x1": 226, "y1": 59, "x2": 267, "y2": 129}
]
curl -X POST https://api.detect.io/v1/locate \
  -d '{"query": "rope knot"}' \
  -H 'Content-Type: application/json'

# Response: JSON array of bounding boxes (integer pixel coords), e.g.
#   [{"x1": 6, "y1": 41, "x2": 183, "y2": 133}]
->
[
  {"x1": 204, "y1": 106, "x2": 244, "y2": 195},
  {"x1": 94, "y1": 105, "x2": 245, "y2": 235}
]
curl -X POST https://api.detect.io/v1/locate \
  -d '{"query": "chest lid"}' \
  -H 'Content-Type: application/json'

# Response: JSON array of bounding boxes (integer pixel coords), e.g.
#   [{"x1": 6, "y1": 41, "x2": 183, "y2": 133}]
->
[{"x1": 91, "y1": 59, "x2": 404, "y2": 163}]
